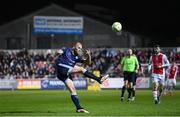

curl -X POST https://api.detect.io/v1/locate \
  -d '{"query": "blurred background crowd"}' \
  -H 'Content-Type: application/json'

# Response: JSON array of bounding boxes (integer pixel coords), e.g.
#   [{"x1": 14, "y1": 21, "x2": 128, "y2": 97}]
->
[{"x1": 0, "y1": 47, "x2": 179, "y2": 79}]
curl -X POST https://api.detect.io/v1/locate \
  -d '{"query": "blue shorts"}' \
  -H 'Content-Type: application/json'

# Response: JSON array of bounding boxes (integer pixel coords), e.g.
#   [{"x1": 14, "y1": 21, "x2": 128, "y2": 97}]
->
[{"x1": 57, "y1": 66, "x2": 72, "y2": 82}]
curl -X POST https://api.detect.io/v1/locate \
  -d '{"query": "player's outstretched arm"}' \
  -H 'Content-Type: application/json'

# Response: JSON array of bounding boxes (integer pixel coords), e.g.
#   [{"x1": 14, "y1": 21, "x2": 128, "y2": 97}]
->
[
  {"x1": 148, "y1": 56, "x2": 152, "y2": 73},
  {"x1": 162, "y1": 55, "x2": 170, "y2": 68},
  {"x1": 54, "y1": 49, "x2": 64, "y2": 60}
]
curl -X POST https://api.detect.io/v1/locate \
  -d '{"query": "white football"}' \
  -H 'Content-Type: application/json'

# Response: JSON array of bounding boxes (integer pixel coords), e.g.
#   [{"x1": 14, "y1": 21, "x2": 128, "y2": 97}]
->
[{"x1": 112, "y1": 22, "x2": 122, "y2": 32}]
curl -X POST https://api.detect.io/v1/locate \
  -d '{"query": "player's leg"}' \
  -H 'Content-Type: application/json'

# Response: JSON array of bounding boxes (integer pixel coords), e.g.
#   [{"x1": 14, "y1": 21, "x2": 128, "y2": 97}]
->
[
  {"x1": 159, "y1": 83, "x2": 163, "y2": 97},
  {"x1": 163, "y1": 80, "x2": 168, "y2": 96},
  {"x1": 170, "y1": 82, "x2": 176, "y2": 96},
  {"x1": 132, "y1": 73, "x2": 137, "y2": 101},
  {"x1": 127, "y1": 82, "x2": 133, "y2": 102},
  {"x1": 158, "y1": 82, "x2": 163, "y2": 103},
  {"x1": 167, "y1": 80, "x2": 171, "y2": 95},
  {"x1": 152, "y1": 76, "x2": 159, "y2": 104},
  {"x1": 154, "y1": 76, "x2": 164, "y2": 104},
  {"x1": 173, "y1": 79, "x2": 176, "y2": 89},
  {"x1": 121, "y1": 72, "x2": 128, "y2": 101},
  {"x1": 56, "y1": 66, "x2": 88, "y2": 113},
  {"x1": 152, "y1": 82, "x2": 159, "y2": 104},
  {"x1": 121, "y1": 80, "x2": 128, "y2": 101},
  {"x1": 157, "y1": 76, "x2": 165, "y2": 103},
  {"x1": 65, "y1": 78, "x2": 89, "y2": 113},
  {"x1": 127, "y1": 72, "x2": 135, "y2": 101},
  {"x1": 131, "y1": 85, "x2": 136, "y2": 101},
  {"x1": 71, "y1": 65, "x2": 109, "y2": 84},
  {"x1": 172, "y1": 79, "x2": 176, "y2": 95},
  {"x1": 172, "y1": 79, "x2": 176, "y2": 89},
  {"x1": 169, "y1": 84, "x2": 173, "y2": 96},
  {"x1": 152, "y1": 75, "x2": 162, "y2": 104},
  {"x1": 169, "y1": 79, "x2": 176, "y2": 96}
]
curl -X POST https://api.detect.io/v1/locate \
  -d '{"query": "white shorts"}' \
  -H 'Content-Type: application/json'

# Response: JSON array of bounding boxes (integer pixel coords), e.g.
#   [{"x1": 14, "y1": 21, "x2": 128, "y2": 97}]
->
[
  {"x1": 166, "y1": 79, "x2": 176, "y2": 86},
  {"x1": 151, "y1": 74, "x2": 165, "y2": 85}
]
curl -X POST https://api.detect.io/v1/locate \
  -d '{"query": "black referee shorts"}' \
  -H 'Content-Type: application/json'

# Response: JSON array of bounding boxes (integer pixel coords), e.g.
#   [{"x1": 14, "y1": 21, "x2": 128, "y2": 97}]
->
[{"x1": 123, "y1": 71, "x2": 136, "y2": 83}]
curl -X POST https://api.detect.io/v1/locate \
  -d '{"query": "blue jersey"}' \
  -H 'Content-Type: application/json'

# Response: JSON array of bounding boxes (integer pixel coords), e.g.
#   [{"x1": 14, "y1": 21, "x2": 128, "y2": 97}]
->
[{"x1": 56, "y1": 47, "x2": 82, "y2": 69}]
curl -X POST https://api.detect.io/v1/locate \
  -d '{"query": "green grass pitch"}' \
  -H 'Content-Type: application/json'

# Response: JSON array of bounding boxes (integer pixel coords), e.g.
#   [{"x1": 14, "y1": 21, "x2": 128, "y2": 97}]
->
[{"x1": 0, "y1": 90, "x2": 180, "y2": 116}]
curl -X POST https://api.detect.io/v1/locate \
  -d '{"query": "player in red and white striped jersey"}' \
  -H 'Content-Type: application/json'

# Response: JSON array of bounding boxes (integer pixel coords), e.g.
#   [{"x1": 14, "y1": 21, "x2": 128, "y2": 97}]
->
[
  {"x1": 163, "y1": 61, "x2": 178, "y2": 96},
  {"x1": 148, "y1": 45, "x2": 170, "y2": 104}
]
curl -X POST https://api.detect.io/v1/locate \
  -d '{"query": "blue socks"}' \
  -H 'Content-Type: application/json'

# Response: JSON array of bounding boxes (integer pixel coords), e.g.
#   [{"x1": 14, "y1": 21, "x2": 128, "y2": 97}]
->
[
  {"x1": 71, "y1": 95, "x2": 82, "y2": 110},
  {"x1": 84, "y1": 71, "x2": 101, "y2": 83},
  {"x1": 121, "y1": 86, "x2": 126, "y2": 97}
]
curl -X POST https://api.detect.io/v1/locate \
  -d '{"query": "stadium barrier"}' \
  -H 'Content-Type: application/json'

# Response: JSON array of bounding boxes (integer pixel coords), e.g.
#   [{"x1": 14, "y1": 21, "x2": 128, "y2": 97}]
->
[
  {"x1": 41, "y1": 78, "x2": 87, "y2": 89},
  {"x1": 0, "y1": 79, "x2": 16, "y2": 90},
  {"x1": 136, "y1": 77, "x2": 150, "y2": 88},
  {"x1": 100, "y1": 78, "x2": 150, "y2": 89},
  {"x1": 1, "y1": 77, "x2": 179, "y2": 90},
  {"x1": 0, "y1": 78, "x2": 87, "y2": 90},
  {"x1": 17, "y1": 79, "x2": 41, "y2": 89},
  {"x1": 41, "y1": 79, "x2": 66, "y2": 89},
  {"x1": 0, "y1": 77, "x2": 150, "y2": 90},
  {"x1": 100, "y1": 78, "x2": 124, "y2": 89},
  {"x1": 73, "y1": 78, "x2": 87, "y2": 89}
]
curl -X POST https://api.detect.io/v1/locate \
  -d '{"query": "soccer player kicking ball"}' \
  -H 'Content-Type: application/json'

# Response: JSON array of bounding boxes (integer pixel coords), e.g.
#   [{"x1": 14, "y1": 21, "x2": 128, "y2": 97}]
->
[
  {"x1": 148, "y1": 45, "x2": 170, "y2": 104},
  {"x1": 163, "y1": 61, "x2": 178, "y2": 96},
  {"x1": 55, "y1": 42, "x2": 109, "y2": 113}
]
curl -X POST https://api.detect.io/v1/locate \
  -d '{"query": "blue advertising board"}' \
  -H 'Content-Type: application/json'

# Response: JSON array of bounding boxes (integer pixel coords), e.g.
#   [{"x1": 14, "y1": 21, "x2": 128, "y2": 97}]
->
[
  {"x1": 34, "y1": 16, "x2": 83, "y2": 35},
  {"x1": 41, "y1": 79, "x2": 66, "y2": 89},
  {"x1": 41, "y1": 78, "x2": 87, "y2": 89},
  {"x1": 73, "y1": 78, "x2": 87, "y2": 89}
]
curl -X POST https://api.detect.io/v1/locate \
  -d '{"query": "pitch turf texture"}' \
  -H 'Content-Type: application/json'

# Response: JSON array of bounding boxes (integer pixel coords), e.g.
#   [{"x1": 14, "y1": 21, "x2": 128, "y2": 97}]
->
[{"x1": 0, "y1": 90, "x2": 180, "y2": 116}]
